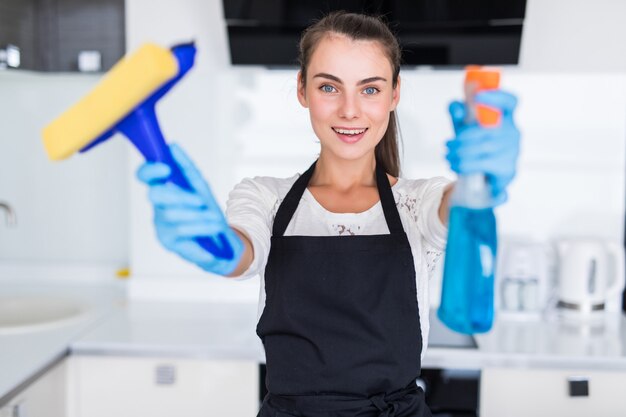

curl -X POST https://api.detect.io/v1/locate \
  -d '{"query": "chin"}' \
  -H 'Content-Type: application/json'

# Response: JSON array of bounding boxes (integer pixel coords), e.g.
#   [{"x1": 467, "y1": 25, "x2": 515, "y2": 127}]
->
[{"x1": 323, "y1": 144, "x2": 377, "y2": 164}]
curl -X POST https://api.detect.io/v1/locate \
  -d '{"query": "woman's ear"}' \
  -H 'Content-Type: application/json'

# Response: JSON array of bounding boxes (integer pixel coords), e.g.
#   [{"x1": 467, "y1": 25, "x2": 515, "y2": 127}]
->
[
  {"x1": 297, "y1": 71, "x2": 308, "y2": 108},
  {"x1": 391, "y1": 75, "x2": 401, "y2": 112}
]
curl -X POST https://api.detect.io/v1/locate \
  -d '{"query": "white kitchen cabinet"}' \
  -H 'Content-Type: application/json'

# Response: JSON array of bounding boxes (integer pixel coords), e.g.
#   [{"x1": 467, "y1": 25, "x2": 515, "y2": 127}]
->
[
  {"x1": 0, "y1": 358, "x2": 67, "y2": 417},
  {"x1": 69, "y1": 355, "x2": 259, "y2": 417},
  {"x1": 480, "y1": 367, "x2": 626, "y2": 417}
]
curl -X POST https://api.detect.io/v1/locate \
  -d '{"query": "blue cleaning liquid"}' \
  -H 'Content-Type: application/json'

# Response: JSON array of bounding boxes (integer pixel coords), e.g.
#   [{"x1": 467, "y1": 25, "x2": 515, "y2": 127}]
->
[{"x1": 438, "y1": 206, "x2": 497, "y2": 334}]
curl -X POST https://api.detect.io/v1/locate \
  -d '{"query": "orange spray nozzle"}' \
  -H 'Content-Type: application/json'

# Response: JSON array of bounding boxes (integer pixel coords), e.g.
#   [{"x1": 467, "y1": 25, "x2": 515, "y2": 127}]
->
[{"x1": 464, "y1": 66, "x2": 501, "y2": 126}]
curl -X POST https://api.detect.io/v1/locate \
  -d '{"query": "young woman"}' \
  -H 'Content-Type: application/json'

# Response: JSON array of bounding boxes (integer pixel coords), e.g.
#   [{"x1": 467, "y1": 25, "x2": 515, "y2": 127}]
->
[{"x1": 138, "y1": 11, "x2": 520, "y2": 417}]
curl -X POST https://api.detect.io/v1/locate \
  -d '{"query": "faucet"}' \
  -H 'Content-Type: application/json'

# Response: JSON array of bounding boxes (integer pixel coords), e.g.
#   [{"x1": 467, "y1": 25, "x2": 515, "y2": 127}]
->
[{"x1": 0, "y1": 201, "x2": 16, "y2": 227}]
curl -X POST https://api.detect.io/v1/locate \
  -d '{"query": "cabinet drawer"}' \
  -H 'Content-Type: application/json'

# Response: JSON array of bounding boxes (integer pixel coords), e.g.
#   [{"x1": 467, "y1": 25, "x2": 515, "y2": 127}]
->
[
  {"x1": 70, "y1": 356, "x2": 258, "y2": 417},
  {"x1": 0, "y1": 359, "x2": 67, "y2": 417},
  {"x1": 480, "y1": 367, "x2": 626, "y2": 417}
]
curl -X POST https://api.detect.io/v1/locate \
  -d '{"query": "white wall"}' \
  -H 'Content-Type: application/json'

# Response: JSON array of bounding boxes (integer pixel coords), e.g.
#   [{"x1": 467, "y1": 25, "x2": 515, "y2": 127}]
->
[
  {"x1": 520, "y1": 0, "x2": 626, "y2": 72},
  {"x1": 0, "y1": 71, "x2": 128, "y2": 267}
]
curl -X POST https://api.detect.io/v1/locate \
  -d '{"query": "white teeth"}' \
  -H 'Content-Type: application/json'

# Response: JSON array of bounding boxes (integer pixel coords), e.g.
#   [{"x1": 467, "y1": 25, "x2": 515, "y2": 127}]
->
[{"x1": 334, "y1": 128, "x2": 366, "y2": 135}]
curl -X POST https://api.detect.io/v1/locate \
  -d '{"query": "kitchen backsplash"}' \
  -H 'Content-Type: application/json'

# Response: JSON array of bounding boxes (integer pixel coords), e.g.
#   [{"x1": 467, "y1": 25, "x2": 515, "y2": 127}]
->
[{"x1": 0, "y1": 71, "x2": 129, "y2": 266}]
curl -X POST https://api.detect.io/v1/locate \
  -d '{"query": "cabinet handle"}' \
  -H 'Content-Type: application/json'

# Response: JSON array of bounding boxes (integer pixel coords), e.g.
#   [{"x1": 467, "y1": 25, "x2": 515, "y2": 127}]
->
[
  {"x1": 12, "y1": 401, "x2": 27, "y2": 417},
  {"x1": 568, "y1": 376, "x2": 589, "y2": 397},
  {"x1": 155, "y1": 364, "x2": 176, "y2": 385}
]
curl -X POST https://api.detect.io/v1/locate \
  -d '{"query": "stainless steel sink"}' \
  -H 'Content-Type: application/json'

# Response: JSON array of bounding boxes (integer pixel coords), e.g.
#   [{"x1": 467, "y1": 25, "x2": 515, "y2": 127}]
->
[{"x1": 0, "y1": 295, "x2": 90, "y2": 334}]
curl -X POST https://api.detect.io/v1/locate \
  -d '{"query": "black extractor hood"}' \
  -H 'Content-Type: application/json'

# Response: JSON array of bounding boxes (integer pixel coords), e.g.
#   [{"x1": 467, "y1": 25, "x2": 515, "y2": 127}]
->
[{"x1": 223, "y1": 0, "x2": 527, "y2": 67}]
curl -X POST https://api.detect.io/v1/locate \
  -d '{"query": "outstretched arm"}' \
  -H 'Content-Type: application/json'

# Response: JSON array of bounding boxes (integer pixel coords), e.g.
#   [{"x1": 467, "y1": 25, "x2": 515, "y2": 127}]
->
[{"x1": 226, "y1": 228, "x2": 255, "y2": 277}]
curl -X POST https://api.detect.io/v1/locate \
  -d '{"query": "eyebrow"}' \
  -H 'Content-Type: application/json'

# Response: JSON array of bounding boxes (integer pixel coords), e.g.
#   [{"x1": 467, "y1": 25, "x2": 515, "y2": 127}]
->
[{"x1": 312, "y1": 73, "x2": 387, "y2": 85}]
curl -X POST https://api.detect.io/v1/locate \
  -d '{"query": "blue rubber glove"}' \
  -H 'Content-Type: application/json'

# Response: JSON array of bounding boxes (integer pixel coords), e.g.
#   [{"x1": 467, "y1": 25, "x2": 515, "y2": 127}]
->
[
  {"x1": 446, "y1": 90, "x2": 521, "y2": 205},
  {"x1": 136, "y1": 144, "x2": 244, "y2": 275}
]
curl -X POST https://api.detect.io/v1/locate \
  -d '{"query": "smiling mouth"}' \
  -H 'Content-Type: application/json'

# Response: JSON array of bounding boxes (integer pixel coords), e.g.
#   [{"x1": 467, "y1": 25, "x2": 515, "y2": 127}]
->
[{"x1": 332, "y1": 127, "x2": 368, "y2": 135}]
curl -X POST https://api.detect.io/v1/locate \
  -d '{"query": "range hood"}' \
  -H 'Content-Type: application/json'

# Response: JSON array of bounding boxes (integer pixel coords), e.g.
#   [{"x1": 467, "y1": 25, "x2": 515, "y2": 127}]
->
[{"x1": 223, "y1": 0, "x2": 527, "y2": 67}]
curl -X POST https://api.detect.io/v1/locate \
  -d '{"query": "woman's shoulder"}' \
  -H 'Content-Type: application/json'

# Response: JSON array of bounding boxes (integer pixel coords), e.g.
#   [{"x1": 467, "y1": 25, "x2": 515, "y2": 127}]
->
[
  {"x1": 392, "y1": 176, "x2": 452, "y2": 220},
  {"x1": 231, "y1": 173, "x2": 300, "y2": 201},
  {"x1": 393, "y1": 175, "x2": 451, "y2": 196}
]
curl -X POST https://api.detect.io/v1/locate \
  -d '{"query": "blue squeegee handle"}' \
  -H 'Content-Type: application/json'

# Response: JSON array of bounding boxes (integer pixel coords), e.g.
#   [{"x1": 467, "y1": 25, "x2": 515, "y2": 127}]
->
[
  {"x1": 82, "y1": 43, "x2": 235, "y2": 260},
  {"x1": 116, "y1": 42, "x2": 234, "y2": 261},
  {"x1": 117, "y1": 104, "x2": 235, "y2": 261}
]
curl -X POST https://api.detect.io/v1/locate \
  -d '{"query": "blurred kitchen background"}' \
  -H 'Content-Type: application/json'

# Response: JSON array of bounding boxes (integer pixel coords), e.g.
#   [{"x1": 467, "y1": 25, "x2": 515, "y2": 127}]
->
[
  {"x1": 1, "y1": 0, "x2": 625, "y2": 303},
  {"x1": 1, "y1": 0, "x2": 626, "y2": 416}
]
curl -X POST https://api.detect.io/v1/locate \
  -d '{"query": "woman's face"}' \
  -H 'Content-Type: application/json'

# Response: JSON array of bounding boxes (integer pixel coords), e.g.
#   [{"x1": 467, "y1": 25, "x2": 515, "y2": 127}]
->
[{"x1": 298, "y1": 34, "x2": 400, "y2": 164}]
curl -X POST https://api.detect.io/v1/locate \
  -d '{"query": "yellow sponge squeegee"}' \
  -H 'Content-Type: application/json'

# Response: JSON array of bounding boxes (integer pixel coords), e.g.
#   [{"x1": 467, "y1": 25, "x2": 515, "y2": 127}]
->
[
  {"x1": 40, "y1": 41, "x2": 236, "y2": 260},
  {"x1": 42, "y1": 43, "x2": 178, "y2": 160}
]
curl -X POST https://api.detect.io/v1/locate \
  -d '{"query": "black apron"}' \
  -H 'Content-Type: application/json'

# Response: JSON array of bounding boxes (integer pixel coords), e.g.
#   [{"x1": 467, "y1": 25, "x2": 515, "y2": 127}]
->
[{"x1": 256, "y1": 160, "x2": 430, "y2": 417}]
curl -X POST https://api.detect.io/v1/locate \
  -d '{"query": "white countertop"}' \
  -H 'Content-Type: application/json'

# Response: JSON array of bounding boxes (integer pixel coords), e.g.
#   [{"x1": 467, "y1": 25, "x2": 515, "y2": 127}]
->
[
  {"x1": 475, "y1": 311, "x2": 626, "y2": 370},
  {"x1": 2, "y1": 275, "x2": 626, "y2": 404},
  {"x1": 427, "y1": 312, "x2": 626, "y2": 371},
  {"x1": 72, "y1": 300, "x2": 264, "y2": 361},
  {"x1": 71, "y1": 299, "x2": 626, "y2": 372}
]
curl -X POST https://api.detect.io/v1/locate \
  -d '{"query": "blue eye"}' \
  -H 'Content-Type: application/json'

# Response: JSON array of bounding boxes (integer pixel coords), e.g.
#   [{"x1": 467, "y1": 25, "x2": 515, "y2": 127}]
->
[
  {"x1": 321, "y1": 85, "x2": 336, "y2": 93},
  {"x1": 363, "y1": 87, "x2": 379, "y2": 95}
]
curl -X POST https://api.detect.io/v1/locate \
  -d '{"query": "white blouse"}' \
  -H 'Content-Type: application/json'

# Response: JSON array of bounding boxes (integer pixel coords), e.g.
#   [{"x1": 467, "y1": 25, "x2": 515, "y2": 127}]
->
[{"x1": 226, "y1": 173, "x2": 451, "y2": 359}]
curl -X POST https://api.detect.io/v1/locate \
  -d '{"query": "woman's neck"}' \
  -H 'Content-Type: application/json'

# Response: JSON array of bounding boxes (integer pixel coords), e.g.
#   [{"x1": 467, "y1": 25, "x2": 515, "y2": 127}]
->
[{"x1": 309, "y1": 152, "x2": 377, "y2": 191}]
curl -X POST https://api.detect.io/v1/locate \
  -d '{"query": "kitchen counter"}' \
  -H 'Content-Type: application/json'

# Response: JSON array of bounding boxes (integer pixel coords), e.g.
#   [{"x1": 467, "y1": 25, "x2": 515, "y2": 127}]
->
[
  {"x1": 70, "y1": 302, "x2": 478, "y2": 363},
  {"x1": 480, "y1": 312, "x2": 626, "y2": 368},
  {"x1": 431, "y1": 311, "x2": 626, "y2": 371},
  {"x1": 72, "y1": 300, "x2": 264, "y2": 361},
  {"x1": 2, "y1": 276, "x2": 626, "y2": 405},
  {"x1": 71, "y1": 300, "x2": 626, "y2": 371}
]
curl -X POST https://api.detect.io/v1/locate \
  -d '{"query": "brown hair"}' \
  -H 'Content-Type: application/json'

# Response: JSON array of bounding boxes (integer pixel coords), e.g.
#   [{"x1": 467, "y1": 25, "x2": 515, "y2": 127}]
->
[{"x1": 298, "y1": 11, "x2": 403, "y2": 177}]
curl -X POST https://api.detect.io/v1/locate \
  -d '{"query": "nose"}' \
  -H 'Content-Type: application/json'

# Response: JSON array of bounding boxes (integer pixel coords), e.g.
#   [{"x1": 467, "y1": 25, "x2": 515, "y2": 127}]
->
[{"x1": 338, "y1": 93, "x2": 360, "y2": 119}]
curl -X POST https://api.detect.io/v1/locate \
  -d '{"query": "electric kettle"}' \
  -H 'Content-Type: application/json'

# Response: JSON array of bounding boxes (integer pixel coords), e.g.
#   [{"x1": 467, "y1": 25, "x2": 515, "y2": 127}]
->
[{"x1": 555, "y1": 238, "x2": 625, "y2": 316}]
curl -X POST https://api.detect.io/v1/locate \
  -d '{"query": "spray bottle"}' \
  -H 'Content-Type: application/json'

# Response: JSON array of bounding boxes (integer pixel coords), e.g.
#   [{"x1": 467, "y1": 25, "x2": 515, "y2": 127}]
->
[{"x1": 437, "y1": 66, "x2": 501, "y2": 334}]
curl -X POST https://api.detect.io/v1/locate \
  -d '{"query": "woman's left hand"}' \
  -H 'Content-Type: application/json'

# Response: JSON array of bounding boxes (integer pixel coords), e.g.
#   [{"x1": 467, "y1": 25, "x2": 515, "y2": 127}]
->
[{"x1": 446, "y1": 90, "x2": 521, "y2": 205}]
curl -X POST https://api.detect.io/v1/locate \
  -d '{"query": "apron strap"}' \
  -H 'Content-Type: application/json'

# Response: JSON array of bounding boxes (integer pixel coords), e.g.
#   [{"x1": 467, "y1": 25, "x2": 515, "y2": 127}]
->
[
  {"x1": 374, "y1": 161, "x2": 405, "y2": 236},
  {"x1": 272, "y1": 159, "x2": 404, "y2": 237},
  {"x1": 272, "y1": 160, "x2": 317, "y2": 237}
]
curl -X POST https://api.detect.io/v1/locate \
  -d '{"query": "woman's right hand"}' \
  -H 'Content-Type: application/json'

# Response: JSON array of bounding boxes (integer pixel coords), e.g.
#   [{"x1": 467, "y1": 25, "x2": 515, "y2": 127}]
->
[{"x1": 136, "y1": 143, "x2": 244, "y2": 276}]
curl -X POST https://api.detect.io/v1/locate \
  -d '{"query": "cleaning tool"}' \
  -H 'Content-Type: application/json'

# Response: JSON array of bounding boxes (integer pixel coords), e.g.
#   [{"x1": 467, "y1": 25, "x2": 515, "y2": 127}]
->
[
  {"x1": 42, "y1": 42, "x2": 238, "y2": 261},
  {"x1": 438, "y1": 66, "x2": 511, "y2": 334}
]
